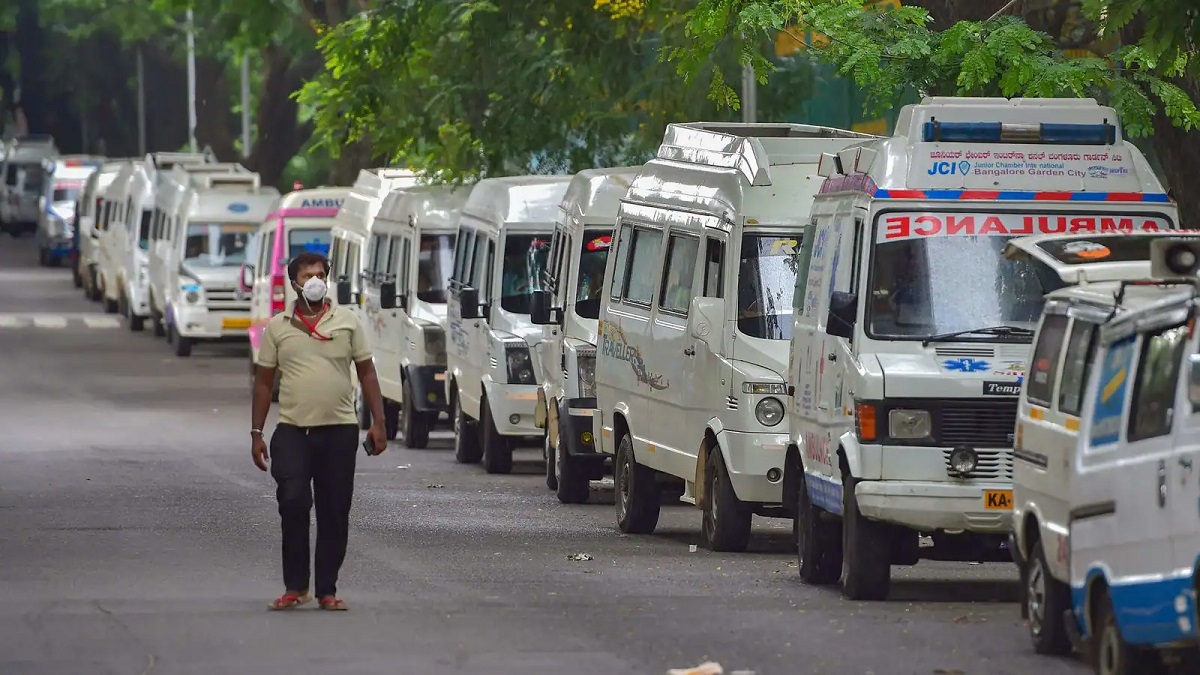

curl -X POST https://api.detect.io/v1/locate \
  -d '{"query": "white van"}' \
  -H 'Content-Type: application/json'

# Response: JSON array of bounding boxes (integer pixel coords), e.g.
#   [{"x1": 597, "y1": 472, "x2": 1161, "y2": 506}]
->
[
  {"x1": 160, "y1": 171, "x2": 279, "y2": 356},
  {"x1": 1, "y1": 135, "x2": 58, "y2": 236},
  {"x1": 529, "y1": 167, "x2": 639, "y2": 503},
  {"x1": 592, "y1": 123, "x2": 876, "y2": 551},
  {"x1": 35, "y1": 156, "x2": 101, "y2": 267},
  {"x1": 1059, "y1": 246, "x2": 1200, "y2": 674},
  {"x1": 785, "y1": 97, "x2": 1180, "y2": 601},
  {"x1": 360, "y1": 185, "x2": 468, "y2": 445},
  {"x1": 446, "y1": 175, "x2": 572, "y2": 474},
  {"x1": 243, "y1": 186, "x2": 352, "y2": 387},
  {"x1": 77, "y1": 160, "x2": 127, "y2": 297},
  {"x1": 1008, "y1": 233, "x2": 1200, "y2": 654}
]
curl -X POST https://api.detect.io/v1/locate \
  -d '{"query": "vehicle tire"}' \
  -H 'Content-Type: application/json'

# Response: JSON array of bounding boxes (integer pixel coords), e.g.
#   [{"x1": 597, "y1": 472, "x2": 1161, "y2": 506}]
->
[
  {"x1": 356, "y1": 387, "x2": 371, "y2": 430},
  {"x1": 544, "y1": 430, "x2": 558, "y2": 491},
  {"x1": 400, "y1": 378, "x2": 430, "y2": 449},
  {"x1": 72, "y1": 265, "x2": 82, "y2": 288},
  {"x1": 701, "y1": 446, "x2": 753, "y2": 552},
  {"x1": 1027, "y1": 539, "x2": 1072, "y2": 655},
  {"x1": 38, "y1": 247, "x2": 49, "y2": 267},
  {"x1": 48, "y1": 254, "x2": 60, "y2": 268},
  {"x1": 383, "y1": 400, "x2": 400, "y2": 441},
  {"x1": 173, "y1": 327, "x2": 193, "y2": 357},
  {"x1": 103, "y1": 295, "x2": 118, "y2": 314},
  {"x1": 452, "y1": 390, "x2": 483, "y2": 464},
  {"x1": 614, "y1": 433, "x2": 660, "y2": 534},
  {"x1": 117, "y1": 292, "x2": 129, "y2": 319},
  {"x1": 480, "y1": 398, "x2": 513, "y2": 475},
  {"x1": 840, "y1": 475, "x2": 892, "y2": 601},
  {"x1": 555, "y1": 433, "x2": 590, "y2": 504},
  {"x1": 1090, "y1": 589, "x2": 1168, "y2": 675},
  {"x1": 129, "y1": 313, "x2": 145, "y2": 332},
  {"x1": 795, "y1": 470, "x2": 843, "y2": 585},
  {"x1": 152, "y1": 310, "x2": 165, "y2": 337}
]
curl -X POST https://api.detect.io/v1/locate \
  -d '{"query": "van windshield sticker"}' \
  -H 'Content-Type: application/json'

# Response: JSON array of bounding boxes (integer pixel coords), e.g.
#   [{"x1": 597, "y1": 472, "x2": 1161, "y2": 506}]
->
[
  {"x1": 228, "y1": 203, "x2": 250, "y2": 213},
  {"x1": 878, "y1": 213, "x2": 1171, "y2": 242},
  {"x1": 585, "y1": 235, "x2": 611, "y2": 251},
  {"x1": 300, "y1": 198, "x2": 344, "y2": 208},
  {"x1": 1089, "y1": 334, "x2": 1136, "y2": 447},
  {"x1": 767, "y1": 239, "x2": 799, "y2": 256}
]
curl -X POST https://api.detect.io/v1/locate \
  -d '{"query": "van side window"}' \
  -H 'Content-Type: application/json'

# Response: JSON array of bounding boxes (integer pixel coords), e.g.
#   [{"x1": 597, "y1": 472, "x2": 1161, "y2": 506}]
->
[
  {"x1": 484, "y1": 238, "x2": 496, "y2": 300},
  {"x1": 470, "y1": 235, "x2": 489, "y2": 293},
  {"x1": 660, "y1": 234, "x2": 699, "y2": 314},
  {"x1": 382, "y1": 236, "x2": 396, "y2": 279},
  {"x1": 608, "y1": 223, "x2": 633, "y2": 300},
  {"x1": 1027, "y1": 314, "x2": 1069, "y2": 407},
  {"x1": 259, "y1": 231, "x2": 275, "y2": 277},
  {"x1": 397, "y1": 237, "x2": 411, "y2": 291},
  {"x1": 704, "y1": 238, "x2": 724, "y2": 298},
  {"x1": 623, "y1": 228, "x2": 663, "y2": 306},
  {"x1": 849, "y1": 217, "x2": 864, "y2": 294},
  {"x1": 1058, "y1": 320, "x2": 1098, "y2": 415},
  {"x1": 792, "y1": 219, "x2": 818, "y2": 312},
  {"x1": 452, "y1": 230, "x2": 473, "y2": 284},
  {"x1": 1128, "y1": 322, "x2": 1189, "y2": 442},
  {"x1": 546, "y1": 229, "x2": 562, "y2": 291}
]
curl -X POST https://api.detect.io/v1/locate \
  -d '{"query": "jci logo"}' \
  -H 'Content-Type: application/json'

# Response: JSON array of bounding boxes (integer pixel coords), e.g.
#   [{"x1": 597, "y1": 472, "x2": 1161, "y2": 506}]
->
[{"x1": 928, "y1": 161, "x2": 971, "y2": 176}]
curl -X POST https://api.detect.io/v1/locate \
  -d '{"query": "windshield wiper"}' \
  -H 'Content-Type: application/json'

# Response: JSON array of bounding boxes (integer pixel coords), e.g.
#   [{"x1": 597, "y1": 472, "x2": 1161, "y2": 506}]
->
[{"x1": 922, "y1": 325, "x2": 1035, "y2": 347}]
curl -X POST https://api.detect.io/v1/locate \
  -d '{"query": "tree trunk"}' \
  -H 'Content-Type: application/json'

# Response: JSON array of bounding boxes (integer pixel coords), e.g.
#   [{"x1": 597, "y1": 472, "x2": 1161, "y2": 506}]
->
[
  {"x1": 193, "y1": 57, "x2": 237, "y2": 160},
  {"x1": 246, "y1": 47, "x2": 318, "y2": 188},
  {"x1": 328, "y1": 139, "x2": 378, "y2": 185}
]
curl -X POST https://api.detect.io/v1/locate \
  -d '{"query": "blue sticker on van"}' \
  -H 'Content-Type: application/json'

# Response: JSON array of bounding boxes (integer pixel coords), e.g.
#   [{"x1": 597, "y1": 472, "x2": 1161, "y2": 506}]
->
[
  {"x1": 302, "y1": 239, "x2": 330, "y2": 254},
  {"x1": 1089, "y1": 334, "x2": 1136, "y2": 447},
  {"x1": 943, "y1": 358, "x2": 990, "y2": 373},
  {"x1": 228, "y1": 203, "x2": 250, "y2": 213}
]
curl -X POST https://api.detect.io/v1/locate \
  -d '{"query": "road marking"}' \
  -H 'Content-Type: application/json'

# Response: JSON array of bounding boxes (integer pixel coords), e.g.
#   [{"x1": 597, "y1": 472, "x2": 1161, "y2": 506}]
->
[
  {"x1": 0, "y1": 313, "x2": 124, "y2": 330},
  {"x1": 0, "y1": 315, "x2": 20, "y2": 328},
  {"x1": 32, "y1": 316, "x2": 68, "y2": 329},
  {"x1": 81, "y1": 316, "x2": 121, "y2": 329}
]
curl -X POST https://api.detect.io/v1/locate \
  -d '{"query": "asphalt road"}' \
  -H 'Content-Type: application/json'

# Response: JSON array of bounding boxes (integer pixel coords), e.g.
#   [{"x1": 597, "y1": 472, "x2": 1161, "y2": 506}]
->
[{"x1": 0, "y1": 236, "x2": 1092, "y2": 675}]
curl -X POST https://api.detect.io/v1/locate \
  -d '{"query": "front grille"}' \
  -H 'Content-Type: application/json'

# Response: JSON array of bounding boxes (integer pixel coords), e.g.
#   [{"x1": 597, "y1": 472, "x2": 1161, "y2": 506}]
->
[
  {"x1": 942, "y1": 448, "x2": 1013, "y2": 480},
  {"x1": 934, "y1": 346, "x2": 995, "y2": 358},
  {"x1": 726, "y1": 395, "x2": 739, "y2": 410},
  {"x1": 938, "y1": 400, "x2": 1018, "y2": 448}
]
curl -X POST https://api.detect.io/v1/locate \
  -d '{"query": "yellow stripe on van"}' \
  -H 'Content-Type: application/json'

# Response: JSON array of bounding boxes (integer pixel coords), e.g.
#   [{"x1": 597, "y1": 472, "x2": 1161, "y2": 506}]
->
[
  {"x1": 1102, "y1": 367, "x2": 1127, "y2": 403},
  {"x1": 1029, "y1": 407, "x2": 1045, "y2": 420},
  {"x1": 1065, "y1": 417, "x2": 1080, "y2": 432}
]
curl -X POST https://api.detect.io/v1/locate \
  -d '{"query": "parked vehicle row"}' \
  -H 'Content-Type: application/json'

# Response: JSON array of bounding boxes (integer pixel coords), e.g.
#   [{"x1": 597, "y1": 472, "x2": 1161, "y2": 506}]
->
[{"x1": 39, "y1": 95, "x2": 1199, "y2": 675}]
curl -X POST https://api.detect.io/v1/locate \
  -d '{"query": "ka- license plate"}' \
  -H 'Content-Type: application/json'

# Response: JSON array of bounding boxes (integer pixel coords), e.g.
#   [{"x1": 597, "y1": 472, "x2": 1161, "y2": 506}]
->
[
  {"x1": 222, "y1": 317, "x2": 252, "y2": 330},
  {"x1": 984, "y1": 490, "x2": 1013, "y2": 510}
]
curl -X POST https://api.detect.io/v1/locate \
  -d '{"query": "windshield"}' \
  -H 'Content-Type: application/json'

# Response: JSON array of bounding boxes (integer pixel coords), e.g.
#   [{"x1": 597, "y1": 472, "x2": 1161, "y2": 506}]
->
[
  {"x1": 18, "y1": 165, "x2": 45, "y2": 193},
  {"x1": 138, "y1": 210, "x2": 152, "y2": 250},
  {"x1": 500, "y1": 233, "x2": 551, "y2": 314},
  {"x1": 868, "y1": 212, "x2": 1057, "y2": 339},
  {"x1": 574, "y1": 229, "x2": 613, "y2": 320},
  {"x1": 287, "y1": 228, "x2": 332, "y2": 258},
  {"x1": 737, "y1": 234, "x2": 801, "y2": 340},
  {"x1": 417, "y1": 233, "x2": 455, "y2": 304},
  {"x1": 52, "y1": 184, "x2": 82, "y2": 203},
  {"x1": 183, "y1": 222, "x2": 255, "y2": 267}
]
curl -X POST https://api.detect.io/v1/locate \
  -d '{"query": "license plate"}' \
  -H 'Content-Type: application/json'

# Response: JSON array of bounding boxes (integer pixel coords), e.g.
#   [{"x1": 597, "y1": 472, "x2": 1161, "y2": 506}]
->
[
  {"x1": 222, "y1": 317, "x2": 251, "y2": 329},
  {"x1": 984, "y1": 489, "x2": 1013, "y2": 510}
]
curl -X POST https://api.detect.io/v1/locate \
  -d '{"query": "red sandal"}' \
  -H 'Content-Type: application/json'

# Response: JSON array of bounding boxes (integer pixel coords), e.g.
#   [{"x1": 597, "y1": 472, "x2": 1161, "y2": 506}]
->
[
  {"x1": 268, "y1": 591, "x2": 311, "y2": 610},
  {"x1": 318, "y1": 596, "x2": 348, "y2": 611}
]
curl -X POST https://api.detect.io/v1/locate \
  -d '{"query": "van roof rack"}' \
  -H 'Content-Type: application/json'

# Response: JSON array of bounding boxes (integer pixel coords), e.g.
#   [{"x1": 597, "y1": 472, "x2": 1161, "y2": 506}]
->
[
  {"x1": 194, "y1": 172, "x2": 261, "y2": 191},
  {"x1": 146, "y1": 151, "x2": 215, "y2": 171}
]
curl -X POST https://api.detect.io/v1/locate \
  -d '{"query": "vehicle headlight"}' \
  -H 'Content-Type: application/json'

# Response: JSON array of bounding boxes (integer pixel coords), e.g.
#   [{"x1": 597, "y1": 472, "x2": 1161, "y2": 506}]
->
[
  {"x1": 576, "y1": 350, "x2": 596, "y2": 398},
  {"x1": 422, "y1": 324, "x2": 446, "y2": 359},
  {"x1": 889, "y1": 409, "x2": 932, "y2": 439},
  {"x1": 755, "y1": 397, "x2": 785, "y2": 427},
  {"x1": 505, "y1": 345, "x2": 536, "y2": 385},
  {"x1": 743, "y1": 382, "x2": 788, "y2": 395},
  {"x1": 181, "y1": 282, "x2": 202, "y2": 304}
]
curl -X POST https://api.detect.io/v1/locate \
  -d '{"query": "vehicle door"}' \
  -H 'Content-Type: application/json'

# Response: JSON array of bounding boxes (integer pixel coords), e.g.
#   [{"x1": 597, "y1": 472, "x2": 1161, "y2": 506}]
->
[
  {"x1": 540, "y1": 225, "x2": 570, "y2": 399},
  {"x1": 249, "y1": 225, "x2": 276, "y2": 359},
  {"x1": 378, "y1": 233, "x2": 409, "y2": 398},
  {"x1": 684, "y1": 228, "x2": 729, "y2": 453},
  {"x1": 447, "y1": 228, "x2": 476, "y2": 395},
  {"x1": 361, "y1": 231, "x2": 387, "y2": 363},
  {"x1": 461, "y1": 230, "x2": 494, "y2": 416},
  {"x1": 1171, "y1": 318, "x2": 1200, "y2": 600}
]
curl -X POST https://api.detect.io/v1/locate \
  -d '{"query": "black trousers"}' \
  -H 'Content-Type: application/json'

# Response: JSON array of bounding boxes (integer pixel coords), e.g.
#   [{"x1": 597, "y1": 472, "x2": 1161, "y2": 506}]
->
[{"x1": 269, "y1": 423, "x2": 358, "y2": 598}]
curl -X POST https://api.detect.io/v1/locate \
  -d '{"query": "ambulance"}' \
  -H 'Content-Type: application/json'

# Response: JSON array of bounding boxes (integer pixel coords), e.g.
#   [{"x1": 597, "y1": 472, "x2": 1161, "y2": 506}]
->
[
  {"x1": 35, "y1": 156, "x2": 101, "y2": 267},
  {"x1": 530, "y1": 167, "x2": 639, "y2": 504},
  {"x1": 0, "y1": 134, "x2": 58, "y2": 236},
  {"x1": 1009, "y1": 232, "x2": 1200, "y2": 655},
  {"x1": 1055, "y1": 239, "x2": 1200, "y2": 674},
  {"x1": 785, "y1": 97, "x2": 1179, "y2": 601},
  {"x1": 158, "y1": 168, "x2": 279, "y2": 356},
  {"x1": 361, "y1": 185, "x2": 469, "y2": 445},
  {"x1": 77, "y1": 160, "x2": 127, "y2": 297},
  {"x1": 243, "y1": 186, "x2": 351, "y2": 397}
]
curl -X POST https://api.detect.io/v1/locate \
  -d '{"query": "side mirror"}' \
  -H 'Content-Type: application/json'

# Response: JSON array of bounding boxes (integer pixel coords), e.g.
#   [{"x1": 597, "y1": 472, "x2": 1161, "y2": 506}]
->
[
  {"x1": 335, "y1": 276, "x2": 351, "y2": 306},
  {"x1": 460, "y1": 287, "x2": 481, "y2": 319},
  {"x1": 1188, "y1": 353, "x2": 1200, "y2": 409},
  {"x1": 380, "y1": 281, "x2": 397, "y2": 309},
  {"x1": 688, "y1": 296, "x2": 726, "y2": 352},
  {"x1": 530, "y1": 289, "x2": 560, "y2": 325},
  {"x1": 238, "y1": 263, "x2": 254, "y2": 292},
  {"x1": 826, "y1": 291, "x2": 858, "y2": 340},
  {"x1": 396, "y1": 293, "x2": 409, "y2": 312}
]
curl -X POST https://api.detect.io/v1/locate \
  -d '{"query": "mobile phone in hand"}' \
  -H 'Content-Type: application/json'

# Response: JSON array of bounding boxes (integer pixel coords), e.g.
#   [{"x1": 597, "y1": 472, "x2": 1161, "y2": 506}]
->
[{"x1": 362, "y1": 438, "x2": 379, "y2": 456}]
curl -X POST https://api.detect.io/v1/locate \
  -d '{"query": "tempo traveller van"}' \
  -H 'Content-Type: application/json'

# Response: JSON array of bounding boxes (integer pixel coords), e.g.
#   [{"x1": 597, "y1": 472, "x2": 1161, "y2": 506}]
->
[
  {"x1": 77, "y1": 160, "x2": 127, "y2": 297},
  {"x1": 593, "y1": 123, "x2": 877, "y2": 552},
  {"x1": 361, "y1": 185, "x2": 469, "y2": 445},
  {"x1": 1, "y1": 135, "x2": 58, "y2": 236},
  {"x1": 35, "y1": 156, "x2": 101, "y2": 267},
  {"x1": 446, "y1": 175, "x2": 572, "y2": 474},
  {"x1": 529, "y1": 167, "x2": 639, "y2": 503},
  {"x1": 785, "y1": 97, "x2": 1180, "y2": 601}
]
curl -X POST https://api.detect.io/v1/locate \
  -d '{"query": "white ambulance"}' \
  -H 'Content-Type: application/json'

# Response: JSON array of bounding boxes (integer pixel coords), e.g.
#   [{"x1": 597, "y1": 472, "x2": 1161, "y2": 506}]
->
[
  {"x1": 362, "y1": 185, "x2": 469, "y2": 445},
  {"x1": 530, "y1": 167, "x2": 639, "y2": 503},
  {"x1": 785, "y1": 97, "x2": 1180, "y2": 601},
  {"x1": 1009, "y1": 232, "x2": 1200, "y2": 655},
  {"x1": 1, "y1": 134, "x2": 58, "y2": 236},
  {"x1": 77, "y1": 160, "x2": 127, "y2": 297},
  {"x1": 592, "y1": 123, "x2": 876, "y2": 551},
  {"x1": 446, "y1": 175, "x2": 572, "y2": 474},
  {"x1": 159, "y1": 170, "x2": 279, "y2": 356},
  {"x1": 35, "y1": 156, "x2": 101, "y2": 267},
  {"x1": 1058, "y1": 243, "x2": 1200, "y2": 674}
]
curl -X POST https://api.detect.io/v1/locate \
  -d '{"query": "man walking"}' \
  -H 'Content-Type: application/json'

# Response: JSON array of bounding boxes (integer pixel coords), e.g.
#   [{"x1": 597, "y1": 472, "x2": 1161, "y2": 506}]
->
[{"x1": 251, "y1": 251, "x2": 387, "y2": 611}]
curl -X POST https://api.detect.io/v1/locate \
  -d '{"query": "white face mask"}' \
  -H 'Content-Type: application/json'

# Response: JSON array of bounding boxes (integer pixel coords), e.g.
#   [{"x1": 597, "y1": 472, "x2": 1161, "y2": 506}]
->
[{"x1": 301, "y1": 277, "x2": 328, "y2": 303}]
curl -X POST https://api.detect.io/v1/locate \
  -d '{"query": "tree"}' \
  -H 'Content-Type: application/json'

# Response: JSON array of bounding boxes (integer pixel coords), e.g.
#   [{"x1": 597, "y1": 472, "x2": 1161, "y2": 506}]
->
[
  {"x1": 298, "y1": 0, "x2": 810, "y2": 183},
  {"x1": 670, "y1": 0, "x2": 1200, "y2": 225}
]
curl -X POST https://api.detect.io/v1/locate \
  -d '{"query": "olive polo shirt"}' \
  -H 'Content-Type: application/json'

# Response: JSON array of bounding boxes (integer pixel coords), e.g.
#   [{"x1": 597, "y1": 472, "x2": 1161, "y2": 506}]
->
[{"x1": 257, "y1": 303, "x2": 373, "y2": 428}]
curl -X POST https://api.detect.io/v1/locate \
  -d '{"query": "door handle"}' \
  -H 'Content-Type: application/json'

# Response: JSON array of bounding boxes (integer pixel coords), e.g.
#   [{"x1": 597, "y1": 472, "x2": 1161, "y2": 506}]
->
[
  {"x1": 1157, "y1": 459, "x2": 1167, "y2": 508},
  {"x1": 827, "y1": 352, "x2": 836, "y2": 362},
  {"x1": 1179, "y1": 456, "x2": 1193, "y2": 470},
  {"x1": 684, "y1": 346, "x2": 695, "y2": 356}
]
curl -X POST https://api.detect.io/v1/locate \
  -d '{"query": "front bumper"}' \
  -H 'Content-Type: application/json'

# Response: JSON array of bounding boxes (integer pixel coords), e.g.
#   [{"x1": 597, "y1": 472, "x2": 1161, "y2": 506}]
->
[
  {"x1": 408, "y1": 365, "x2": 449, "y2": 412},
  {"x1": 486, "y1": 382, "x2": 540, "y2": 436},
  {"x1": 46, "y1": 237, "x2": 73, "y2": 259},
  {"x1": 716, "y1": 429, "x2": 789, "y2": 504},
  {"x1": 558, "y1": 397, "x2": 602, "y2": 460},
  {"x1": 855, "y1": 480, "x2": 1013, "y2": 533},
  {"x1": 172, "y1": 304, "x2": 251, "y2": 340},
  {"x1": 127, "y1": 280, "x2": 151, "y2": 317}
]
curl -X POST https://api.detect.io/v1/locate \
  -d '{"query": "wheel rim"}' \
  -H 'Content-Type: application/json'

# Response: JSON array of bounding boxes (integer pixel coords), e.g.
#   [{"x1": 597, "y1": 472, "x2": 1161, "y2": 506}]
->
[
  {"x1": 554, "y1": 436, "x2": 563, "y2": 483},
  {"x1": 1098, "y1": 620, "x2": 1120, "y2": 675},
  {"x1": 453, "y1": 399, "x2": 461, "y2": 436},
  {"x1": 617, "y1": 452, "x2": 631, "y2": 520},
  {"x1": 1027, "y1": 556, "x2": 1047, "y2": 636},
  {"x1": 398, "y1": 396, "x2": 407, "y2": 438}
]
